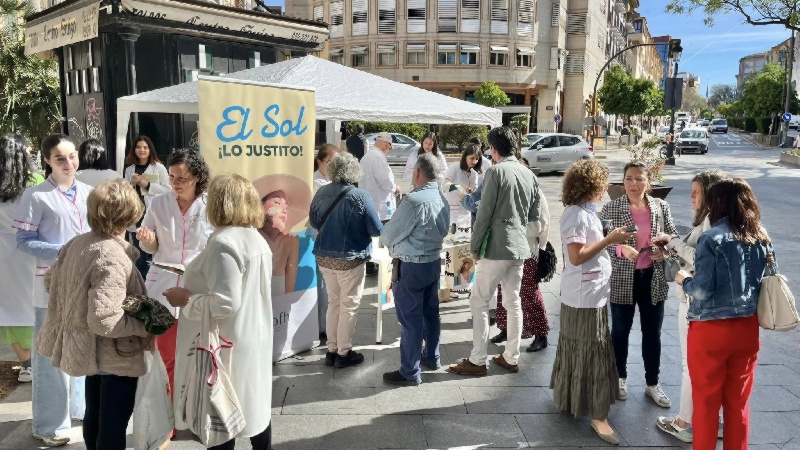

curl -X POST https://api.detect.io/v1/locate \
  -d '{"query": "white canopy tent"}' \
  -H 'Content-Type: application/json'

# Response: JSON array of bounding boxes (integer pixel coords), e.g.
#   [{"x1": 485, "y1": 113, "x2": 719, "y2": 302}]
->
[{"x1": 115, "y1": 55, "x2": 502, "y2": 171}]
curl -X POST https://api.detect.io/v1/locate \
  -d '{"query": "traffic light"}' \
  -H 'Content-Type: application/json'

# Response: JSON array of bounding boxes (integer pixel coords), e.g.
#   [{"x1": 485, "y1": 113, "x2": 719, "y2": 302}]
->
[{"x1": 585, "y1": 94, "x2": 598, "y2": 115}]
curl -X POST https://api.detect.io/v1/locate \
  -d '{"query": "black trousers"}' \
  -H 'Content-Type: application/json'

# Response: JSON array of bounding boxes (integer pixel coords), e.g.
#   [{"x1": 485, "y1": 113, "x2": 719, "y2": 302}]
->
[
  {"x1": 610, "y1": 267, "x2": 665, "y2": 386},
  {"x1": 83, "y1": 374, "x2": 138, "y2": 450},
  {"x1": 129, "y1": 231, "x2": 150, "y2": 279},
  {"x1": 208, "y1": 424, "x2": 272, "y2": 450}
]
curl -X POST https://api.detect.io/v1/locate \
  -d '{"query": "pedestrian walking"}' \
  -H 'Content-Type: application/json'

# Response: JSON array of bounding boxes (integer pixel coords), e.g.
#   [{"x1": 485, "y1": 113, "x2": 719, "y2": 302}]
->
[
  {"x1": 677, "y1": 178, "x2": 771, "y2": 450},
  {"x1": 345, "y1": 123, "x2": 369, "y2": 161},
  {"x1": 448, "y1": 127, "x2": 539, "y2": 376},
  {"x1": 599, "y1": 161, "x2": 677, "y2": 408},
  {"x1": 403, "y1": 132, "x2": 447, "y2": 182},
  {"x1": 75, "y1": 139, "x2": 119, "y2": 187},
  {"x1": 310, "y1": 152, "x2": 383, "y2": 369},
  {"x1": 443, "y1": 144, "x2": 481, "y2": 230},
  {"x1": 551, "y1": 158, "x2": 635, "y2": 445},
  {"x1": 380, "y1": 153, "x2": 449, "y2": 385}
]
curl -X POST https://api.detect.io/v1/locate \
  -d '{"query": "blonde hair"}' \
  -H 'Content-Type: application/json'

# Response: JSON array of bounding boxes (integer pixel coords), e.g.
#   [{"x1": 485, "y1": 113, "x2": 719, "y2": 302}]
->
[
  {"x1": 206, "y1": 174, "x2": 264, "y2": 228},
  {"x1": 87, "y1": 179, "x2": 144, "y2": 234}
]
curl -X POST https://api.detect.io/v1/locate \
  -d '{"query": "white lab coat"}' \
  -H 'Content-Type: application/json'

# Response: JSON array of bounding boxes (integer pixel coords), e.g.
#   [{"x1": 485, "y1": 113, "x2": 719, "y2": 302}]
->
[
  {"x1": 174, "y1": 226, "x2": 273, "y2": 438},
  {"x1": 76, "y1": 169, "x2": 121, "y2": 187},
  {"x1": 403, "y1": 151, "x2": 448, "y2": 182},
  {"x1": 478, "y1": 156, "x2": 493, "y2": 186},
  {"x1": 140, "y1": 192, "x2": 214, "y2": 317},
  {"x1": 12, "y1": 178, "x2": 90, "y2": 308},
  {"x1": 359, "y1": 148, "x2": 396, "y2": 220},
  {"x1": 313, "y1": 170, "x2": 330, "y2": 194},
  {"x1": 0, "y1": 198, "x2": 36, "y2": 326},
  {"x1": 443, "y1": 162, "x2": 479, "y2": 229},
  {"x1": 123, "y1": 163, "x2": 171, "y2": 209}
]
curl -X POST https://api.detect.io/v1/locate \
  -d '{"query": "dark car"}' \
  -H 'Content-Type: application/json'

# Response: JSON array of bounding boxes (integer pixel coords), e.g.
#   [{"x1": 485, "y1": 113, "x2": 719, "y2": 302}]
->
[{"x1": 708, "y1": 119, "x2": 728, "y2": 134}]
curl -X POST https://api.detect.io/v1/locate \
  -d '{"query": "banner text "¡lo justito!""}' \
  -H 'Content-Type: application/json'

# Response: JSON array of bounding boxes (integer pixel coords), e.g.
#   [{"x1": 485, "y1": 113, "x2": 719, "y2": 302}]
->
[{"x1": 218, "y1": 144, "x2": 304, "y2": 159}]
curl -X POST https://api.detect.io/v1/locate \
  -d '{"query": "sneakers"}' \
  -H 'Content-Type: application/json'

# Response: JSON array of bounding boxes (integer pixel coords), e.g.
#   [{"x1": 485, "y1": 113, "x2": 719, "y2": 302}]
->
[
  {"x1": 334, "y1": 350, "x2": 364, "y2": 368},
  {"x1": 324, "y1": 351, "x2": 336, "y2": 367},
  {"x1": 447, "y1": 358, "x2": 488, "y2": 376},
  {"x1": 490, "y1": 330, "x2": 507, "y2": 344},
  {"x1": 33, "y1": 435, "x2": 70, "y2": 447},
  {"x1": 656, "y1": 416, "x2": 693, "y2": 443},
  {"x1": 383, "y1": 370, "x2": 421, "y2": 386},
  {"x1": 17, "y1": 366, "x2": 32, "y2": 383},
  {"x1": 491, "y1": 354, "x2": 519, "y2": 373},
  {"x1": 645, "y1": 384, "x2": 672, "y2": 408},
  {"x1": 618, "y1": 378, "x2": 628, "y2": 401}
]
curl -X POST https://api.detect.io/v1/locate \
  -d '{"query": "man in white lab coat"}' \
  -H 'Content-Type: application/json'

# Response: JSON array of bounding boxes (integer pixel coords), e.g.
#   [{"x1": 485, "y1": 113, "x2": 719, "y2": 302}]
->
[{"x1": 359, "y1": 132, "x2": 400, "y2": 222}]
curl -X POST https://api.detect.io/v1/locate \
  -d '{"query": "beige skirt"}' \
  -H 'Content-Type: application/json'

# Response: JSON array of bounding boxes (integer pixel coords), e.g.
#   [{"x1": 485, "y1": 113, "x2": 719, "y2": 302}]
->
[{"x1": 549, "y1": 303, "x2": 619, "y2": 420}]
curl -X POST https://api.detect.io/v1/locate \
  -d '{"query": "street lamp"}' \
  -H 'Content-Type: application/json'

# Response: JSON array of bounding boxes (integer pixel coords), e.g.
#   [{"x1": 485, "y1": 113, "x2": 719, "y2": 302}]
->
[{"x1": 665, "y1": 38, "x2": 683, "y2": 165}]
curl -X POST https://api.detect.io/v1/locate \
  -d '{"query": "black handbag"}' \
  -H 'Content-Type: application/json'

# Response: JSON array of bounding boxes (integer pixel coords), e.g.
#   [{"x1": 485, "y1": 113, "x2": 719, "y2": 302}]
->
[{"x1": 536, "y1": 241, "x2": 558, "y2": 283}]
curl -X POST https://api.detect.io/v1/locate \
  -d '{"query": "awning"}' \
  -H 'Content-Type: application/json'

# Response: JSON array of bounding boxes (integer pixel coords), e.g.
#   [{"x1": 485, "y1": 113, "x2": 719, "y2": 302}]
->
[
  {"x1": 407, "y1": 43, "x2": 426, "y2": 51},
  {"x1": 329, "y1": 48, "x2": 343, "y2": 55},
  {"x1": 437, "y1": 44, "x2": 457, "y2": 51},
  {"x1": 377, "y1": 44, "x2": 396, "y2": 53},
  {"x1": 460, "y1": 44, "x2": 480, "y2": 51},
  {"x1": 24, "y1": 0, "x2": 100, "y2": 56},
  {"x1": 351, "y1": 46, "x2": 368, "y2": 55},
  {"x1": 517, "y1": 47, "x2": 536, "y2": 55},
  {"x1": 490, "y1": 45, "x2": 509, "y2": 53}
]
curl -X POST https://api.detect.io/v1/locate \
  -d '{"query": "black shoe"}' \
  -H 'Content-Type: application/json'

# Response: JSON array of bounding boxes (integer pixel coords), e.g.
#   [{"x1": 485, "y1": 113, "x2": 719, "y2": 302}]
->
[
  {"x1": 325, "y1": 351, "x2": 336, "y2": 366},
  {"x1": 366, "y1": 262, "x2": 379, "y2": 277},
  {"x1": 421, "y1": 359, "x2": 441, "y2": 370},
  {"x1": 319, "y1": 332, "x2": 327, "y2": 341},
  {"x1": 383, "y1": 370, "x2": 421, "y2": 386},
  {"x1": 334, "y1": 350, "x2": 364, "y2": 368},
  {"x1": 490, "y1": 330, "x2": 507, "y2": 344},
  {"x1": 526, "y1": 335, "x2": 548, "y2": 353}
]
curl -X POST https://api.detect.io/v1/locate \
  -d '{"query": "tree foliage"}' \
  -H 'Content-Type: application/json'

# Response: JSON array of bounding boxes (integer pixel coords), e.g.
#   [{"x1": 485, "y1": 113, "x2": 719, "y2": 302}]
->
[
  {"x1": 707, "y1": 84, "x2": 737, "y2": 108},
  {"x1": 739, "y1": 62, "x2": 800, "y2": 116},
  {"x1": 666, "y1": 0, "x2": 800, "y2": 32},
  {"x1": 597, "y1": 66, "x2": 658, "y2": 118},
  {"x1": 681, "y1": 87, "x2": 709, "y2": 114},
  {"x1": 474, "y1": 81, "x2": 510, "y2": 108},
  {"x1": 645, "y1": 87, "x2": 668, "y2": 117},
  {"x1": 346, "y1": 121, "x2": 428, "y2": 142},
  {"x1": 438, "y1": 124, "x2": 488, "y2": 151}
]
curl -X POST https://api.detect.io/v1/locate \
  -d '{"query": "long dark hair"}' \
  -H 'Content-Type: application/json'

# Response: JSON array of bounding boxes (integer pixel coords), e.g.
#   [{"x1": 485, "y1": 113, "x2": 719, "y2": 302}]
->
[
  {"x1": 706, "y1": 178, "x2": 768, "y2": 244},
  {"x1": 417, "y1": 132, "x2": 440, "y2": 157},
  {"x1": 41, "y1": 134, "x2": 74, "y2": 178},
  {"x1": 125, "y1": 135, "x2": 160, "y2": 166},
  {"x1": 0, "y1": 134, "x2": 34, "y2": 203},
  {"x1": 314, "y1": 143, "x2": 339, "y2": 172},
  {"x1": 79, "y1": 139, "x2": 111, "y2": 171},
  {"x1": 460, "y1": 144, "x2": 482, "y2": 172},
  {"x1": 691, "y1": 170, "x2": 726, "y2": 227}
]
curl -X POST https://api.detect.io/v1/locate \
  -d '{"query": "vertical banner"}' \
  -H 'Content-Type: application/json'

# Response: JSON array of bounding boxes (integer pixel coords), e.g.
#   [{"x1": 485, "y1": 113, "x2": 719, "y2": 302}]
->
[{"x1": 198, "y1": 77, "x2": 318, "y2": 361}]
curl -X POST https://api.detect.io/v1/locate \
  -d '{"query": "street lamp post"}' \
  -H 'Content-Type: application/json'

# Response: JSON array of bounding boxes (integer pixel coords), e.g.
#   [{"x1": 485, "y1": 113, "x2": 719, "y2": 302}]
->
[{"x1": 665, "y1": 42, "x2": 683, "y2": 165}]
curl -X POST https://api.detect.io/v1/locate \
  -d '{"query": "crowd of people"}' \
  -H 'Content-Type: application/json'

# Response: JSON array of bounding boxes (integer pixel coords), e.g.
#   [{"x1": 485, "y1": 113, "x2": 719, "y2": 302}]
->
[{"x1": 0, "y1": 124, "x2": 778, "y2": 450}]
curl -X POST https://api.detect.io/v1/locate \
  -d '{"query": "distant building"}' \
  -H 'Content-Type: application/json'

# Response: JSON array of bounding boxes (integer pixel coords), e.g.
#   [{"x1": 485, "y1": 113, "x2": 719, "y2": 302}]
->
[
  {"x1": 676, "y1": 72, "x2": 700, "y2": 93},
  {"x1": 652, "y1": 35, "x2": 671, "y2": 90},
  {"x1": 624, "y1": 15, "x2": 663, "y2": 85},
  {"x1": 736, "y1": 52, "x2": 767, "y2": 91}
]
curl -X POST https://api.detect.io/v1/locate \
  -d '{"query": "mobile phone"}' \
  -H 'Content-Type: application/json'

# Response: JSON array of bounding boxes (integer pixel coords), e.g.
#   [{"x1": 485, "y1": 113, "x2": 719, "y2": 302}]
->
[{"x1": 626, "y1": 225, "x2": 638, "y2": 233}]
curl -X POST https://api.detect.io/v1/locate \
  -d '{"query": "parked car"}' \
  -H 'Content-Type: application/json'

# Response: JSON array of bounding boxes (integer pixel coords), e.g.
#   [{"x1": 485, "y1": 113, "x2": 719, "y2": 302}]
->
[
  {"x1": 656, "y1": 127, "x2": 671, "y2": 141},
  {"x1": 365, "y1": 132, "x2": 421, "y2": 164},
  {"x1": 699, "y1": 119, "x2": 710, "y2": 127},
  {"x1": 676, "y1": 128, "x2": 710, "y2": 154},
  {"x1": 708, "y1": 118, "x2": 728, "y2": 133},
  {"x1": 789, "y1": 115, "x2": 799, "y2": 130},
  {"x1": 483, "y1": 133, "x2": 593, "y2": 172}
]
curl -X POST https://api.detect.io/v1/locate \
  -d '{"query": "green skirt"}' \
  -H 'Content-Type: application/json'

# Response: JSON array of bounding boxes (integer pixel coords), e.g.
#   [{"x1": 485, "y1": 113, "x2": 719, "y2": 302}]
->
[
  {"x1": 549, "y1": 303, "x2": 619, "y2": 420},
  {"x1": 0, "y1": 326, "x2": 34, "y2": 348}
]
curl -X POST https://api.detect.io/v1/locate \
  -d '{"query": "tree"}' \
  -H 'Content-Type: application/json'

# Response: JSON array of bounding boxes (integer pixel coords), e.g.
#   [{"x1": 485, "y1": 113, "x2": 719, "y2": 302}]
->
[
  {"x1": 666, "y1": 0, "x2": 800, "y2": 33},
  {"x1": 681, "y1": 87, "x2": 708, "y2": 114},
  {"x1": 707, "y1": 84, "x2": 737, "y2": 108},
  {"x1": 739, "y1": 62, "x2": 800, "y2": 116},
  {"x1": 438, "y1": 124, "x2": 488, "y2": 151},
  {"x1": 597, "y1": 66, "x2": 658, "y2": 119},
  {"x1": 645, "y1": 87, "x2": 668, "y2": 117},
  {"x1": 474, "y1": 81, "x2": 510, "y2": 108}
]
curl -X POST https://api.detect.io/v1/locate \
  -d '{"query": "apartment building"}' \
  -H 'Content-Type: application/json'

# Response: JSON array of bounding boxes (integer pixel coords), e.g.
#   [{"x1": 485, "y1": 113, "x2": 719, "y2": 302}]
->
[
  {"x1": 625, "y1": 15, "x2": 663, "y2": 84},
  {"x1": 736, "y1": 52, "x2": 767, "y2": 90},
  {"x1": 652, "y1": 35, "x2": 672, "y2": 89},
  {"x1": 286, "y1": 0, "x2": 632, "y2": 134}
]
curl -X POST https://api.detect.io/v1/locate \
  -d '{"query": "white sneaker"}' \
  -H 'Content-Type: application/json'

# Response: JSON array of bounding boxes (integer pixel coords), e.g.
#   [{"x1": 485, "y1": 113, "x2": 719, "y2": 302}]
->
[
  {"x1": 618, "y1": 378, "x2": 628, "y2": 401},
  {"x1": 32, "y1": 435, "x2": 70, "y2": 447},
  {"x1": 17, "y1": 366, "x2": 32, "y2": 383},
  {"x1": 645, "y1": 384, "x2": 672, "y2": 408}
]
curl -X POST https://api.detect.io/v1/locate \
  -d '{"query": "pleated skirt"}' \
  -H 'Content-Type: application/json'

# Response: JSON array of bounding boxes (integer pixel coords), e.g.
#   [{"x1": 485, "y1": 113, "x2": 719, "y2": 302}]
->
[{"x1": 549, "y1": 303, "x2": 619, "y2": 420}]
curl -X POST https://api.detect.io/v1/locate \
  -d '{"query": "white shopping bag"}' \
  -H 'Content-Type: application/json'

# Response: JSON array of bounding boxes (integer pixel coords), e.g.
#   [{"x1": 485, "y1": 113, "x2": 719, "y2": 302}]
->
[{"x1": 133, "y1": 350, "x2": 174, "y2": 450}]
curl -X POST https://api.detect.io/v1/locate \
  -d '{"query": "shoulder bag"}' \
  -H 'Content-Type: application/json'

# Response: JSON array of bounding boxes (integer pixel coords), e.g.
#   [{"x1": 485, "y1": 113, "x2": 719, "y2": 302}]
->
[
  {"x1": 757, "y1": 245, "x2": 799, "y2": 331},
  {"x1": 319, "y1": 186, "x2": 354, "y2": 230},
  {"x1": 656, "y1": 202, "x2": 682, "y2": 282}
]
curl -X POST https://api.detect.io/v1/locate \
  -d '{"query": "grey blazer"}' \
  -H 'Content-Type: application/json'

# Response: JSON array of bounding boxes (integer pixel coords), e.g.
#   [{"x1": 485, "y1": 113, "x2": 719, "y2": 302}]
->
[{"x1": 470, "y1": 155, "x2": 539, "y2": 260}]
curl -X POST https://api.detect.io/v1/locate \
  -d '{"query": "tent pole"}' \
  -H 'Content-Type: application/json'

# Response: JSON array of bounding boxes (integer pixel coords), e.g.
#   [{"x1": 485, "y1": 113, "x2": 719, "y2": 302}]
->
[{"x1": 119, "y1": 27, "x2": 141, "y2": 142}]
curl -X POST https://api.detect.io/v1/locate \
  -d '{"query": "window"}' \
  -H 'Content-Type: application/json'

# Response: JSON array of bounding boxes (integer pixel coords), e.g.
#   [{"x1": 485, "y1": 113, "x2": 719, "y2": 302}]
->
[
  {"x1": 407, "y1": 0, "x2": 426, "y2": 33},
  {"x1": 517, "y1": 47, "x2": 534, "y2": 67},
  {"x1": 567, "y1": 13, "x2": 589, "y2": 35},
  {"x1": 549, "y1": 46, "x2": 559, "y2": 69},
  {"x1": 437, "y1": 44, "x2": 457, "y2": 65},
  {"x1": 460, "y1": 44, "x2": 479, "y2": 65},
  {"x1": 330, "y1": 1, "x2": 343, "y2": 38},
  {"x1": 394, "y1": 135, "x2": 415, "y2": 145},
  {"x1": 491, "y1": 0, "x2": 508, "y2": 34},
  {"x1": 438, "y1": 0, "x2": 457, "y2": 32},
  {"x1": 378, "y1": 0, "x2": 396, "y2": 34},
  {"x1": 407, "y1": 43, "x2": 426, "y2": 65},
  {"x1": 490, "y1": 46, "x2": 508, "y2": 66},
  {"x1": 313, "y1": 4, "x2": 324, "y2": 22},
  {"x1": 330, "y1": 48, "x2": 344, "y2": 64},
  {"x1": 560, "y1": 136, "x2": 580, "y2": 146},
  {"x1": 352, "y1": 0, "x2": 368, "y2": 36},
  {"x1": 461, "y1": 0, "x2": 480, "y2": 33},
  {"x1": 565, "y1": 53, "x2": 587, "y2": 74},
  {"x1": 378, "y1": 44, "x2": 396, "y2": 65},
  {"x1": 517, "y1": 0, "x2": 534, "y2": 35},
  {"x1": 351, "y1": 46, "x2": 369, "y2": 66},
  {"x1": 551, "y1": 2, "x2": 565, "y2": 27}
]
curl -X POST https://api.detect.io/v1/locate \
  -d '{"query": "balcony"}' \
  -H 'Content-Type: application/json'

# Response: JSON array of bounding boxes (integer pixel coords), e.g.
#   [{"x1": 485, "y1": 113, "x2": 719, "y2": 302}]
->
[{"x1": 614, "y1": 1, "x2": 626, "y2": 13}]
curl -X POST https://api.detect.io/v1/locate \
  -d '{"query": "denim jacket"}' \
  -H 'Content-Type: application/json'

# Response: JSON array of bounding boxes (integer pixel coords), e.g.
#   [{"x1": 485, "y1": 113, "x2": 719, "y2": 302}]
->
[
  {"x1": 379, "y1": 181, "x2": 450, "y2": 263},
  {"x1": 683, "y1": 217, "x2": 771, "y2": 322},
  {"x1": 309, "y1": 182, "x2": 383, "y2": 260}
]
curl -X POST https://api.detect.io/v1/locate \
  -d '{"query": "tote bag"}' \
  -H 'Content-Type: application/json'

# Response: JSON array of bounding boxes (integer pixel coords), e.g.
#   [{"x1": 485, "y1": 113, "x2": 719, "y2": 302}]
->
[
  {"x1": 133, "y1": 350, "x2": 174, "y2": 450},
  {"x1": 757, "y1": 248, "x2": 800, "y2": 331}
]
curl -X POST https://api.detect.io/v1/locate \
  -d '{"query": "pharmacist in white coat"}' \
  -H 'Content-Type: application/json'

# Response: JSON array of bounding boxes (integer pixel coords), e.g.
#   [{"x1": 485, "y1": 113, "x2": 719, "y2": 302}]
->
[
  {"x1": 443, "y1": 145, "x2": 481, "y2": 230},
  {"x1": 403, "y1": 132, "x2": 447, "y2": 183},
  {"x1": 165, "y1": 174, "x2": 273, "y2": 450},
  {"x1": 13, "y1": 134, "x2": 88, "y2": 446},
  {"x1": 360, "y1": 132, "x2": 400, "y2": 221},
  {"x1": 136, "y1": 148, "x2": 213, "y2": 391}
]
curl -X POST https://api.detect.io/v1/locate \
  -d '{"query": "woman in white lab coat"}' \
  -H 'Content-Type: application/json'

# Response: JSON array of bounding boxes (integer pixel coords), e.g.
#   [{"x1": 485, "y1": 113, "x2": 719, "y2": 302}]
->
[
  {"x1": 443, "y1": 145, "x2": 481, "y2": 230},
  {"x1": 403, "y1": 132, "x2": 448, "y2": 182},
  {"x1": 13, "y1": 134, "x2": 88, "y2": 446},
  {"x1": 164, "y1": 174, "x2": 273, "y2": 450},
  {"x1": 136, "y1": 148, "x2": 213, "y2": 390},
  {"x1": 0, "y1": 134, "x2": 44, "y2": 383},
  {"x1": 313, "y1": 143, "x2": 339, "y2": 194},
  {"x1": 123, "y1": 135, "x2": 170, "y2": 276}
]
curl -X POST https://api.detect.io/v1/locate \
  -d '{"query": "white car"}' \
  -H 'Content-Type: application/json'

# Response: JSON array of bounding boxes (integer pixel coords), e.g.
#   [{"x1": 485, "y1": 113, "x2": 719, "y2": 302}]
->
[
  {"x1": 676, "y1": 128, "x2": 709, "y2": 154},
  {"x1": 656, "y1": 127, "x2": 671, "y2": 141},
  {"x1": 789, "y1": 115, "x2": 799, "y2": 130},
  {"x1": 483, "y1": 133, "x2": 594, "y2": 172},
  {"x1": 365, "y1": 132, "x2": 421, "y2": 164}
]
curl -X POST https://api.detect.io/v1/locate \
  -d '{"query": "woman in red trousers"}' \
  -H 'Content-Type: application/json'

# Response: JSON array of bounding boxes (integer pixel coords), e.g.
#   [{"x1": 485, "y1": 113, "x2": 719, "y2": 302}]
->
[{"x1": 676, "y1": 178, "x2": 771, "y2": 450}]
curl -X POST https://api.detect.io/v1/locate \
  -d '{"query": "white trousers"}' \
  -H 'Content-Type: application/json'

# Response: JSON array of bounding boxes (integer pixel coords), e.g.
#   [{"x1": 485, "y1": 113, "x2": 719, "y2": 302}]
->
[
  {"x1": 678, "y1": 299, "x2": 692, "y2": 423},
  {"x1": 320, "y1": 264, "x2": 366, "y2": 356},
  {"x1": 469, "y1": 259, "x2": 525, "y2": 365}
]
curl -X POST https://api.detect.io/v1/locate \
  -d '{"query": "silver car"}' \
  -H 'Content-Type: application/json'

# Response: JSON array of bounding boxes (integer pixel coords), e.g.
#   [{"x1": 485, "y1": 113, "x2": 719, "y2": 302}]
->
[
  {"x1": 483, "y1": 133, "x2": 594, "y2": 172},
  {"x1": 365, "y1": 133, "x2": 421, "y2": 165}
]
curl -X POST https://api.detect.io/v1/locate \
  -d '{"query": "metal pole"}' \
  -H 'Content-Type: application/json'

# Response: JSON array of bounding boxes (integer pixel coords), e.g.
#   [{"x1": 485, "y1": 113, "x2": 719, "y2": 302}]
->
[
  {"x1": 665, "y1": 60, "x2": 678, "y2": 165},
  {"x1": 781, "y1": 30, "x2": 796, "y2": 146}
]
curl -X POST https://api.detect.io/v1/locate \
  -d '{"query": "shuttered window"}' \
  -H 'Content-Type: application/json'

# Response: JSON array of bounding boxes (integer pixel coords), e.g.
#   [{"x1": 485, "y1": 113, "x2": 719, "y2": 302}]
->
[
  {"x1": 517, "y1": 0, "x2": 534, "y2": 36},
  {"x1": 490, "y1": 0, "x2": 508, "y2": 34},
  {"x1": 549, "y1": 46, "x2": 559, "y2": 69},
  {"x1": 460, "y1": 43, "x2": 480, "y2": 65},
  {"x1": 352, "y1": 0, "x2": 368, "y2": 36},
  {"x1": 437, "y1": 44, "x2": 457, "y2": 64},
  {"x1": 565, "y1": 53, "x2": 587, "y2": 74},
  {"x1": 313, "y1": 4, "x2": 324, "y2": 22},
  {"x1": 407, "y1": 0, "x2": 426, "y2": 33},
  {"x1": 551, "y1": 2, "x2": 565, "y2": 27},
  {"x1": 378, "y1": 44, "x2": 396, "y2": 65},
  {"x1": 351, "y1": 45, "x2": 369, "y2": 67},
  {"x1": 406, "y1": 43, "x2": 426, "y2": 65},
  {"x1": 330, "y1": 48, "x2": 344, "y2": 64},
  {"x1": 330, "y1": 1, "x2": 344, "y2": 38},
  {"x1": 600, "y1": 0, "x2": 606, "y2": 15},
  {"x1": 438, "y1": 0, "x2": 457, "y2": 32},
  {"x1": 461, "y1": 0, "x2": 480, "y2": 33},
  {"x1": 378, "y1": 0, "x2": 396, "y2": 34},
  {"x1": 567, "y1": 13, "x2": 590, "y2": 35}
]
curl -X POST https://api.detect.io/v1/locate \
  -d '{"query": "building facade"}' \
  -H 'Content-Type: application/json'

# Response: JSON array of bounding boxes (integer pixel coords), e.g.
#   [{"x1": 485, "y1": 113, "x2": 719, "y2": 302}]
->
[
  {"x1": 652, "y1": 35, "x2": 671, "y2": 89},
  {"x1": 736, "y1": 52, "x2": 767, "y2": 91},
  {"x1": 624, "y1": 15, "x2": 663, "y2": 84}
]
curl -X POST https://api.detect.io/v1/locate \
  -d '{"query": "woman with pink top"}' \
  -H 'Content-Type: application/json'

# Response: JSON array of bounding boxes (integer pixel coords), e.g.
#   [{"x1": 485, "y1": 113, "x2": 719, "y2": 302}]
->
[{"x1": 600, "y1": 161, "x2": 677, "y2": 409}]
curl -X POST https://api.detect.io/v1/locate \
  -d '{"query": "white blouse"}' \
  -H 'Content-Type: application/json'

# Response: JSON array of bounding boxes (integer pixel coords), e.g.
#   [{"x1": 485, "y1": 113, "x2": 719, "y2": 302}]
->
[{"x1": 560, "y1": 203, "x2": 612, "y2": 309}]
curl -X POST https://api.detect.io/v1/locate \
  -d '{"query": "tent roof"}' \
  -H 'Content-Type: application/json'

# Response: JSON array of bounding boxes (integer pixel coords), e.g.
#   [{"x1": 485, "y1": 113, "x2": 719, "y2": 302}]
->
[{"x1": 117, "y1": 56, "x2": 502, "y2": 126}]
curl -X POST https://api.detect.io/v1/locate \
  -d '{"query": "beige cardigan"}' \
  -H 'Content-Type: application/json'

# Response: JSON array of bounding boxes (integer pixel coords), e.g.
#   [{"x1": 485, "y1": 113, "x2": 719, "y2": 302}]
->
[{"x1": 37, "y1": 232, "x2": 150, "y2": 377}]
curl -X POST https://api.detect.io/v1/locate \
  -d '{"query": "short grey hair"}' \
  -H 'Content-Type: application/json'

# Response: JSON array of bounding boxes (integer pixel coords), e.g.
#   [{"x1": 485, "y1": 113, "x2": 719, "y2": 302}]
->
[
  {"x1": 328, "y1": 152, "x2": 363, "y2": 184},
  {"x1": 416, "y1": 153, "x2": 439, "y2": 181}
]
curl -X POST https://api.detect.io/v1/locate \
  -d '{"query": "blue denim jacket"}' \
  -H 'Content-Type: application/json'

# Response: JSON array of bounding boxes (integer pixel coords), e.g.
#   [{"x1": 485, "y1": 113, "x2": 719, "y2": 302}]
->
[
  {"x1": 460, "y1": 183, "x2": 483, "y2": 214},
  {"x1": 309, "y1": 182, "x2": 383, "y2": 260},
  {"x1": 683, "y1": 217, "x2": 771, "y2": 321},
  {"x1": 379, "y1": 181, "x2": 450, "y2": 263}
]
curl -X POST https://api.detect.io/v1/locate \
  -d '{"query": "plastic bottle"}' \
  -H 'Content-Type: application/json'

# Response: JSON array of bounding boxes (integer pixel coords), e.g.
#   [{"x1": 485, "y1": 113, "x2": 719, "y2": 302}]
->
[{"x1": 386, "y1": 200, "x2": 393, "y2": 218}]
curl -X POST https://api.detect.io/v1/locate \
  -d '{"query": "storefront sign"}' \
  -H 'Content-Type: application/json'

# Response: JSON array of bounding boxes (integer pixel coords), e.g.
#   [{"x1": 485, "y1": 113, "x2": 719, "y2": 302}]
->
[
  {"x1": 24, "y1": 1, "x2": 99, "y2": 55},
  {"x1": 122, "y1": 0, "x2": 327, "y2": 44}
]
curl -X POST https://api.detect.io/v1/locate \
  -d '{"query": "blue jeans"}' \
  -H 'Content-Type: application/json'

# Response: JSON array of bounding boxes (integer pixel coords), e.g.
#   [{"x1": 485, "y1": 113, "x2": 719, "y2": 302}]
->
[
  {"x1": 392, "y1": 259, "x2": 441, "y2": 381},
  {"x1": 33, "y1": 307, "x2": 85, "y2": 438}
]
